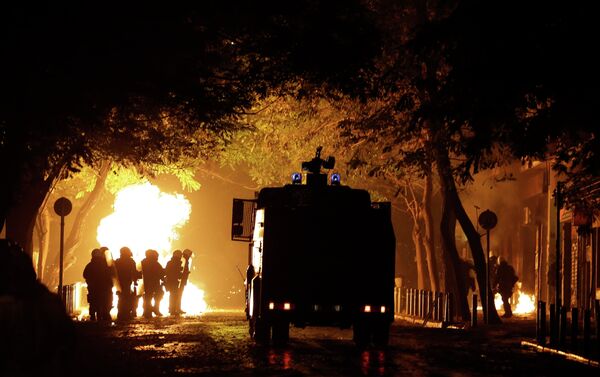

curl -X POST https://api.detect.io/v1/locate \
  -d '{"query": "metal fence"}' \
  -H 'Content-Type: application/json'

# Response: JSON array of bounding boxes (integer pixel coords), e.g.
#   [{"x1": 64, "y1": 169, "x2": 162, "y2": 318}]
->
[
  {"x1": 60, "y1": 282, "x2": 87, "y2": 317},
  {"x1": 394, "y1": 287, "x2": 455, "y2": 323}
]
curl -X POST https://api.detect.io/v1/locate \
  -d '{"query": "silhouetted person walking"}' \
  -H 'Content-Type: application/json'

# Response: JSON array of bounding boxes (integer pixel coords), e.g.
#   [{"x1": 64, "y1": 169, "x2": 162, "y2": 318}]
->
[
  {"x1": 165, "y1": 249, "x2": 184, "y2": 315},
  {"x1": 497, "y1": 260, "x2": 518, "y2": 318},
  {"x1": 114, "y1": 246, "x2": 141, "y2": 320},
  {"x1": 141, "y1": 249, "x2": 165, "y2": 318}
]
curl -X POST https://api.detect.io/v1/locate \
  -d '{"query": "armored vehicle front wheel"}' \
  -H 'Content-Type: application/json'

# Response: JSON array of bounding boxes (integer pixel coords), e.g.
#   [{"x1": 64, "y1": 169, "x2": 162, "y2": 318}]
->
[
  {"x1": 373, "y1": 322, "x2": 390, "y2": 346},
  {"x1": 252, "y1": 317, "x2": 270, "y2": 344},
  {"x1": 271, "y1": 320, "x2": 290, "y2": 346},
  {"x1": 353, "y1": 321, "x2": 371, "y2": 348}
]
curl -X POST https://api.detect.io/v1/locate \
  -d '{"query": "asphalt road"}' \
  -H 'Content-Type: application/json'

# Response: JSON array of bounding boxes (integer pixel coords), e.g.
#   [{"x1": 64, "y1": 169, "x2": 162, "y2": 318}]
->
[{"x1": 70, "y1": 311, "x2": 596, "y2": 377}]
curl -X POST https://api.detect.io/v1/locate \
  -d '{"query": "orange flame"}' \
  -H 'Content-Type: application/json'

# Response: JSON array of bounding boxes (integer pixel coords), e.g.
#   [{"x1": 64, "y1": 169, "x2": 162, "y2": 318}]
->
[{"x1": 493, "y1": 282, "x2": 535, "y2": 315}]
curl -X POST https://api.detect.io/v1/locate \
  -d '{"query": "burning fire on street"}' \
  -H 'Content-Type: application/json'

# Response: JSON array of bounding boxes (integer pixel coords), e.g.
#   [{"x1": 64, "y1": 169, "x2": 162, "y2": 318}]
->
[
  {"x1": 494, "y1": 282, "x2": 536, "y2": 316},
  {"x1": 78, "y1": 182, "x2": 208, "y2": 320}
]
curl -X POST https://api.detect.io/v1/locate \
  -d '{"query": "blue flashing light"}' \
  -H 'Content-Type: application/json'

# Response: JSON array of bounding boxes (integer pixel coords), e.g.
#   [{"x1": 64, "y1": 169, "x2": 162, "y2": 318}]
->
[
  {"x1": 291, "y1": 172, "x2": 302, "y2": 184},
  {"x1": 330, "y1": 173, "x2": 341, "y2": 185}
]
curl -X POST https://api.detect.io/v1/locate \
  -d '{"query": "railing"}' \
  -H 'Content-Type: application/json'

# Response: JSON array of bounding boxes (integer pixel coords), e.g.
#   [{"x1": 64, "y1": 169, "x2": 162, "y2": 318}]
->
[
  {"x1": 394, "y1": 287, "x2": 455, "y2": 323},
  {"x1": 60, "y1": 282, "x2": 87, "y2": 317}
]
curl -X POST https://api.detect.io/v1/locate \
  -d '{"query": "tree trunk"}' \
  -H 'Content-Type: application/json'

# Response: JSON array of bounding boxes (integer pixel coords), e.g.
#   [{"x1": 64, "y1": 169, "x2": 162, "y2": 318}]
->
[
  {"x1": 35, "y1": 207, "x2": 51, "y2": 282},
  {"x1": 6, "y1": 179, "x2": 53, "y2": 254},
  {"x1": 412, "y1": 221, "x2": 428, "y2": 290},
  {"x1": 421, "y1": 171, "x2": 440, "y2": 292},
  {"x1": 452, "y1": 187, "x2": 502, "y2": 324},
  {"x1": 434, "y1": 145, "x2": 501, "y2": 324},
  {"x1": 4, "y1": 149, "x2": 66, "y2": 255},
  {"x1": 438, "y1": 177, "x2": 471, "y2": 321},
  {"x1": 47, "y1": 161, "x2": 110, "y2": 288},
  {"x1": 64, "y1": 161, "x2": 110, "y2": 262}
]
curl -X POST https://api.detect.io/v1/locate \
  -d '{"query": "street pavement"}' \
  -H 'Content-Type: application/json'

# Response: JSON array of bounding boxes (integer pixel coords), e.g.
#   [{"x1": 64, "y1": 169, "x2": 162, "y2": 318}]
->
[{"x1": 68, "y1": 311, "x2": 597, "y2": 377}]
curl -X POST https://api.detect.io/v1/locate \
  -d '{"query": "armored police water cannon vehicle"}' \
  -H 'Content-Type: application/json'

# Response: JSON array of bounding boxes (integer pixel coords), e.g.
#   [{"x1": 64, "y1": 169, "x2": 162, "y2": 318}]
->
[{"x1": 231, "y1": 147, "x2": 395, "y2": 346}]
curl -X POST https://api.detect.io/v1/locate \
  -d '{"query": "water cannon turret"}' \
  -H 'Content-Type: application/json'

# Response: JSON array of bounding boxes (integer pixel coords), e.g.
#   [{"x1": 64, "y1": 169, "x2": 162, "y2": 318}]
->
[
  {"x1": 300, "y1": 147, "x2": 335, "y2": 186},
  {"x1": 301, "y1": 146, "x2": 335, "y2": 174}
]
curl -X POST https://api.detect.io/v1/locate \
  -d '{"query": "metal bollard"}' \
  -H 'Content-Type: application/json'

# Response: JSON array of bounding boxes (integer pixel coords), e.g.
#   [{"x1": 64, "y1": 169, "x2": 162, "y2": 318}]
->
[
  {"x1": 471, "y1": 294, "x2": 478, "y2": 327},
  {"x1": 432, "y1": 292, "x2": 438, "y2": 321},
  {"x1": 595, "y1": 300, "x2": 600, "y2": 350},
  {"x1": 412, "y1": 289, "x2": 417, "y2": 316},
  {"x1": 535, "y1": 300, "x2": 542, "y2": 344},
  {"x1": 583, "y1": 309, "x2": 591, "y2": 354},
  {"x1": 571, "y1": 307, "x2": 578, "y2": 349},
  {"x1": 549, "y1": 304, "x2": 556, "y2": 345},
  {"x1": 419, "y1": 290, "x2": 425, "y2": 318},
  {"x1": 559, "y1": 306, "x2": 567, "y2": 346},
  {"x1": 426, "y1": 291, "x2": 432, "y2": 319},
  {"x1": 538, "y1": 301, "x2": 546, "y2": 345},
  {"x1": 414, "y1": 289, "x2": 419, "y2": 317},
  {"x1": 448, "y1": 292, "x2": 455, "y2": 322},
  {"x1": 429, "y1": 291, "x2": 434, "y2": 319},
  {"x1": 437, "y1": 292, "x2": 444, "y2": 321},
  {"x1": 413, "y1": 289, "x2": 417, "y2": 317},
  {"x1": 444, "y1": 293, "x2": 451, "y2": 323}
]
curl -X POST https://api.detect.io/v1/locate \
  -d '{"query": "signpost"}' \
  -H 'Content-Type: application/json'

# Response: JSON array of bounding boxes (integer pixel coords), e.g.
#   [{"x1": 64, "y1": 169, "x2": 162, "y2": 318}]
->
[
  {"x1": 54, "y1": 197, "x2": 72, "y2": 300},
  {"x1": 478, "y1": 209, "x2": 497, "y2": 324}
]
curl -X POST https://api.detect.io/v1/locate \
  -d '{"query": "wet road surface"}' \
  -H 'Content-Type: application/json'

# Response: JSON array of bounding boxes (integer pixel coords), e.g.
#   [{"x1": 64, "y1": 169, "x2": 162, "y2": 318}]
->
[{"x1": 73, "y1": 311, "x2": 596, "y2": 376}]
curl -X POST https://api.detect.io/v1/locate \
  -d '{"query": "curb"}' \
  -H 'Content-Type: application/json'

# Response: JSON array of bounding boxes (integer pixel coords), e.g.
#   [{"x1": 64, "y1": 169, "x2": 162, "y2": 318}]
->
[
  {"x1": 521, "y1": 340, "x2": 599, "y2": 367},
  {"x1": 394, "y1": 314, "x2": 464, "y2": 329}
]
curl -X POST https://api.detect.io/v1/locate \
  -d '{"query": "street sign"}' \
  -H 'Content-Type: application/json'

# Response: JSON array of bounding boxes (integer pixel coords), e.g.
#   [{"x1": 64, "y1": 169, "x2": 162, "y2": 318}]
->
[
  {"x1": 54, "y1": 197, "x2": 72, "y2": 301},
  {"x1": 54, "y1": 197, "x2": 72, "y2": 217},
  {"x1": 478, "y1": 208, "x2": 497, "y2": 324},
  {"x1": 478, "y1": 210, "x2": 497, "y2": 230}
]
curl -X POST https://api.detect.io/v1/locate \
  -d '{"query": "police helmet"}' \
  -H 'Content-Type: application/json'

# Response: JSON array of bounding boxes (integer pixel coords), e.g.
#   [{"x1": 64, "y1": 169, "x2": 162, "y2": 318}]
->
[
  {"x1": 120, "y1": 246, "x2": 132, "y2": 257},
  {"x1": 91, "y1": 248, "x2": 102, "y2": 258}
]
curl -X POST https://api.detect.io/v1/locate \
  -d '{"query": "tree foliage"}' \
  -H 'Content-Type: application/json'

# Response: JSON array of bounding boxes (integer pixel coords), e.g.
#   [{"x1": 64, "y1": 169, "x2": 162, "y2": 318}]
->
[{"x1": 0, "y1": 1, "x2": 381, "y2": 251}]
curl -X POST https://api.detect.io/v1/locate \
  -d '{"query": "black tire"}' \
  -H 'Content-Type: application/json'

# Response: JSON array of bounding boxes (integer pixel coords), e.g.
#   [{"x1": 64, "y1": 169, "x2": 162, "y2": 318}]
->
[
  {"x1": 373, "y1": 322, "x2": 390, "y2": 347},
  {"x1": 272, "y1": 320, "x2": 290, "y2": 346},
  {"x1": 248, "y1": 317, "x2": 255, "y2": 337},
  {"x1": 253, "y1": 318, "x2": 270, "y2": 344},
  {"x1": 353, "y1": 321, "x2": 371, "y2": 348}
]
